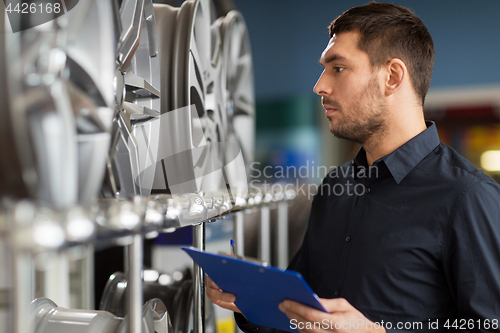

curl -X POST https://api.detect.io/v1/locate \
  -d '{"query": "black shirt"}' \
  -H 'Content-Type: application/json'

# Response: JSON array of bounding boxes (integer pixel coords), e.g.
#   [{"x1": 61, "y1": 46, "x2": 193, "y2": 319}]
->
[{"x1": 237, "y1": 122, "x2": 500, "y2": 332}]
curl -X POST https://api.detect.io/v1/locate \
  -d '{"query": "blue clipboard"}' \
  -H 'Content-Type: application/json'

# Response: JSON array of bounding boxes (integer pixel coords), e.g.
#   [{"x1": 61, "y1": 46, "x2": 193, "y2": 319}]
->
[{"x1": 182, "y1": 246, "x2": 327, "y2": 332}]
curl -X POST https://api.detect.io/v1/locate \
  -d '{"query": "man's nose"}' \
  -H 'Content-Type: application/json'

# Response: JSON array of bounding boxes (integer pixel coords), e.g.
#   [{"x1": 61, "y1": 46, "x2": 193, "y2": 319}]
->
[{"x1": 313, "y1": 70, "x2": 330, "y2": 96}]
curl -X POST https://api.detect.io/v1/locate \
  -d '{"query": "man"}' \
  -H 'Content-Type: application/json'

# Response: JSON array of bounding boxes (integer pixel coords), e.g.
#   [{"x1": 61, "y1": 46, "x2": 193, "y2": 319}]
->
[{"x1": 207, "y1": 2, "x2": 500, "y2": 332}]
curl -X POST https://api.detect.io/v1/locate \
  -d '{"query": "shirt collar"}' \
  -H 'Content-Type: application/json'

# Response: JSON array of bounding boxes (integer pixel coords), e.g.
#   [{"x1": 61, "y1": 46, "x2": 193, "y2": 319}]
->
[{"x1": 354, "y1": 121, "x2": 440, "y2": 184}]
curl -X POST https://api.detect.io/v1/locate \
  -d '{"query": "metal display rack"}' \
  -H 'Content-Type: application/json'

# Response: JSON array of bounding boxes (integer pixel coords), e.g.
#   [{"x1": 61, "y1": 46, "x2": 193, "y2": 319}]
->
[{"x1": 0, "y1": 187, "x2": 296, "y2": 333}]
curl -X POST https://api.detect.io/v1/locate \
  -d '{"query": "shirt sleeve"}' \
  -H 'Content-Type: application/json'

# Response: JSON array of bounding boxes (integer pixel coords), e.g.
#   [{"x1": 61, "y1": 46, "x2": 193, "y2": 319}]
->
[{"x1": 443, "y1": 178, "x2": 500, "y2": 329}]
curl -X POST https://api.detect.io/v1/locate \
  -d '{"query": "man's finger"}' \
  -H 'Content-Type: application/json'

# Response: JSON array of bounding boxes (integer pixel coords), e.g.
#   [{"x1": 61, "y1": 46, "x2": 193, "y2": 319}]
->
[
  {"x1": 208, "y1": 299, "x2": 241, "y2": 313},
  {"x1": 279, "y1": 306, "x2": 329, "y2": 333},
  {"x1": 205, "y1": 276, "x2": 240, "y2": 313},
  {"x1": 279, "y1": 300, "x2": 329, "y2": 324},
  {"x1": 206, "y1": 282, "x2": 236, "y2": 303},
  {"x1": 318, "y1": 298, "x2": 352, "y2": 313}
]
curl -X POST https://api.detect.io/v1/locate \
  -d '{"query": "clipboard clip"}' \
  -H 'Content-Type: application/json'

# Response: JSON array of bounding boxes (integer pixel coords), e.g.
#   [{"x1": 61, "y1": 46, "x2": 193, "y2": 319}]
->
[{"x1": 217, "y1": 251, "x2": 270, "y2": 267}]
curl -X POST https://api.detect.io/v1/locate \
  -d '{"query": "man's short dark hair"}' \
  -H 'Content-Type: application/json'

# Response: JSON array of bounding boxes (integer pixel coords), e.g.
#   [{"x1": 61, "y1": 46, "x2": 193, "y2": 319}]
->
[{"x1": 329, "y1": 2, "x2": 434, "y2": 105}]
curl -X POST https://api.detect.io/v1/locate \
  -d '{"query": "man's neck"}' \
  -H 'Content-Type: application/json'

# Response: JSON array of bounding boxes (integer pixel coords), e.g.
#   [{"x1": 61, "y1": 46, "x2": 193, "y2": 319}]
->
[{"x1": 363, "y1": 112, "x2": 427, "y2": 166}]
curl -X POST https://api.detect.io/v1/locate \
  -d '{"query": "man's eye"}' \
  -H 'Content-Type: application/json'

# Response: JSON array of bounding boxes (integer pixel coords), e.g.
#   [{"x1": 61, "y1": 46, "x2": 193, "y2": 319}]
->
[{"x1": 334, "y1": 67, "x2": 344, "y2": 73}]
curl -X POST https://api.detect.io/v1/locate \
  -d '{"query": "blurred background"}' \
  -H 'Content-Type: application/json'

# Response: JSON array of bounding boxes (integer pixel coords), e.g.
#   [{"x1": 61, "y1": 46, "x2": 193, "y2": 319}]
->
[{"x1": 231, "y1": 0, "x2": 500, "y2": 183}]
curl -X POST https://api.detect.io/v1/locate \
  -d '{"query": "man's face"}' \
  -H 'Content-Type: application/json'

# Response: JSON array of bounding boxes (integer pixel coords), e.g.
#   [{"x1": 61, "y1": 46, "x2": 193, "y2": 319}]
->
[{"x1": 314, "y1": 31, "x2": 387, "y2": 144}]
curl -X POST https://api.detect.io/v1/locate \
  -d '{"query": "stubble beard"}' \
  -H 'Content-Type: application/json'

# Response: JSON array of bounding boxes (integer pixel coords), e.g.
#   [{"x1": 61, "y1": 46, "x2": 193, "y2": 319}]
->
[{"x1": 327, "y1": 75, "x2": 387, "y2": 145}]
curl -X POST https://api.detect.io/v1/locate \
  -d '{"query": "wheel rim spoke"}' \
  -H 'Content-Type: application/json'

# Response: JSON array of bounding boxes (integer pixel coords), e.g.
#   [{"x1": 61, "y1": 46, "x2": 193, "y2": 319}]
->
[{"x1": 107, "y1": 0, "x2": 163, "y2": 198}]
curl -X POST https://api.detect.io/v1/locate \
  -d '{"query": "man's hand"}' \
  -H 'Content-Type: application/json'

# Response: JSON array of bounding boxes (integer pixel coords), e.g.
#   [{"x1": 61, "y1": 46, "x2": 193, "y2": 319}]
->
[
  {"x1": 279, "y1": 298, "x2": 386, "y2": 333},
  {"x1": 206, "y1": 276, "x2": 241, "y2": 313}
]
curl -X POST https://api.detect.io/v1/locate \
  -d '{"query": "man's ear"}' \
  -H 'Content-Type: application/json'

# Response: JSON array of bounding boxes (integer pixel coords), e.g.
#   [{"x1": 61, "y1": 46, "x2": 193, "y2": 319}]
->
[{"x1": 384, "y1": 58, "x2": 406, "y2": 97}]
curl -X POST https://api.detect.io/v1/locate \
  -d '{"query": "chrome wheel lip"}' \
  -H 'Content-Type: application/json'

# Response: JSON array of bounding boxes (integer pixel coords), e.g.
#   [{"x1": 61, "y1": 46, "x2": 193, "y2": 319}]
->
[
  {"x1": 99, "y1": 271, "x2": 128, "y2": 317},
  {"x1": 220, "y1": 10, "x2": 255, "y2": 197},
  {"x1": 31, "y1": 297, "x2": 122, "y2": 333},
  {"x1": 153, "y1": 0, "x2": 227, "y2": 195},
  {"x1": 0, "y1": 17, "x2": 31, "y2": 198},
  {"x1": 153, "y1": 3, "x2": 179, "y2": 115},
  {"x1": 186, "y1": 0, "x2": 225, "y2": 193},
  {"x1": 30, "y1": 297, "x2": 59, "y2": 330}
]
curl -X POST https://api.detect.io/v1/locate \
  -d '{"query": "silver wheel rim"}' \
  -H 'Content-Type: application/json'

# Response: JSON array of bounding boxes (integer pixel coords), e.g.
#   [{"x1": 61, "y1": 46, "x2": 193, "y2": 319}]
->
[
  {"x1": 153, "y1": 0, "x2": 226, "y2": 196},
  {"x1": 2, "y1": 0, "x2": 116, "y2": 207},
  {"x1": 220, "y1": 10, "x2": 255, "y2": 198},
  {"x1": 106, "y1": 0, "x2": 163, "y2": 199},
  {"x1": 184, "y1": 0, "x2": 225, "y2": 193}
]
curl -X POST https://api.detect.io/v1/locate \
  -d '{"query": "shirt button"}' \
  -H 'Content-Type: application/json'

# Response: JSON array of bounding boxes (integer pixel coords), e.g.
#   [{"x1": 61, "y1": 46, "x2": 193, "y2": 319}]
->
[
  {"x1": 335, "y1": 290, "x2": 340, "y2": 297},
  {"x1": 365, "y1": 187, "x2": 371, "y2": 194},
  {"x1": 346, "y1": 236, "x2": 351, "y2": 242}
]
